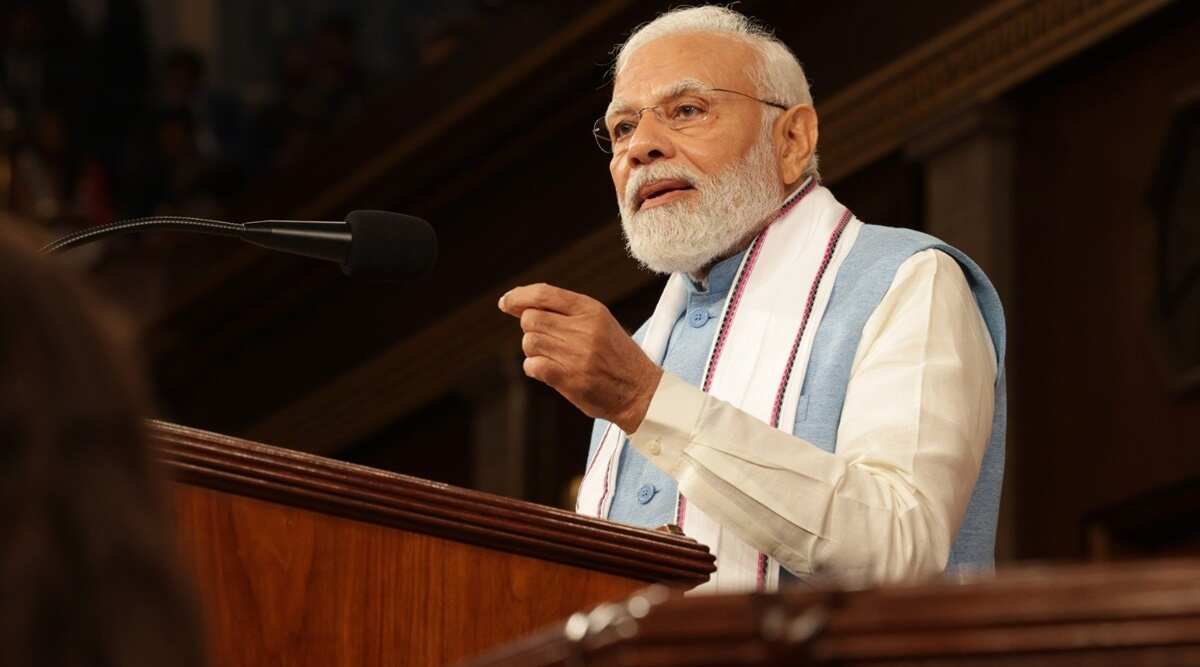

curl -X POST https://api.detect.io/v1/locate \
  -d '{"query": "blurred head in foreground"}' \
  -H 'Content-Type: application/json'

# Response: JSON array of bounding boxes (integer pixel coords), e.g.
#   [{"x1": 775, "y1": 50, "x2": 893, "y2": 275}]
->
[{"x1": 0, "y1": 222, "x2": 204, "y2": 666}]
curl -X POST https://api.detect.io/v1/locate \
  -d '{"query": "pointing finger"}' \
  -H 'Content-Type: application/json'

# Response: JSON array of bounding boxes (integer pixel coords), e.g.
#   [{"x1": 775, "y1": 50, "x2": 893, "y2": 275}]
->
[
  {"x1": 519, "y1": 308, "x2": 571, "y2": 333},
  {"x1": 499, "y1": 283, "x2": 589, "y2": 316}
]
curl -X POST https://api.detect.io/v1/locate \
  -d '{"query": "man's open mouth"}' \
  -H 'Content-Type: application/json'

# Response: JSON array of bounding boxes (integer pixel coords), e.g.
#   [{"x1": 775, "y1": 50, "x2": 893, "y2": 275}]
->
[{"x1": 636, "y1": 179, "x2": 695, "y2": 211}]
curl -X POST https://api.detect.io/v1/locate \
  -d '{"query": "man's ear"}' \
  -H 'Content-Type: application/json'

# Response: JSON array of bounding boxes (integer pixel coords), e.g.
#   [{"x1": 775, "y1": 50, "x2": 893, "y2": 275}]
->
[{"x1": 776, "y1": 105, "x2": 818, "y2": 187}]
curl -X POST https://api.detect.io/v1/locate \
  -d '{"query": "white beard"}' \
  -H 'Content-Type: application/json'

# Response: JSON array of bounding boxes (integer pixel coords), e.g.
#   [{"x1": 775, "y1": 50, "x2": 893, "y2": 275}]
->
[{"x1": 618, "y1": 124, "x2": 786, "y2": 276}]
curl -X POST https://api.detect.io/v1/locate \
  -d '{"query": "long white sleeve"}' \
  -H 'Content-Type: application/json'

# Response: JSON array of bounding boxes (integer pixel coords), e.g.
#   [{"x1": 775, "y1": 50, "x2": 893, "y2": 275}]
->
[{"x1": 627, "y1": 249, "x2": 997, "y2": 585}]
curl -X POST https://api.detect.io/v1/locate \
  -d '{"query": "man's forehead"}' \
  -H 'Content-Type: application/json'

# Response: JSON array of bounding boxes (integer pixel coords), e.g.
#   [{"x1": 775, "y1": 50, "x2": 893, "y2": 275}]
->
[{"x1": 610, "y1": 32, "x2": 757, "y2": 107}]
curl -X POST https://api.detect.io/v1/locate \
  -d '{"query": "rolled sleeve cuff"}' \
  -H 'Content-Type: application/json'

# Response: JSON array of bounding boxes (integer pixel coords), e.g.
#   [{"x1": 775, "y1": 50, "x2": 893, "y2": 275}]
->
[{"x1": 627, "y1": 371, "x2": 706, "y2": 476}]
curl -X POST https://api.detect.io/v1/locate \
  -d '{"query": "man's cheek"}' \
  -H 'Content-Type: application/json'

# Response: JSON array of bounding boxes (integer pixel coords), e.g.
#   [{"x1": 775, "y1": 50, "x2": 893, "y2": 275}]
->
[{"x1": 610, "y1": 164, "x2": 627, "y2": 193}]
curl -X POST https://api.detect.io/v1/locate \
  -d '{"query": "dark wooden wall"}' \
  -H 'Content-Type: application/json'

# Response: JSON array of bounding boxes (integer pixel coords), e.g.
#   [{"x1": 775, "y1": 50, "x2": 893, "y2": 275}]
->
[{"x1": 1008, "y1": 3, "x2": 1200, "y2": 560}]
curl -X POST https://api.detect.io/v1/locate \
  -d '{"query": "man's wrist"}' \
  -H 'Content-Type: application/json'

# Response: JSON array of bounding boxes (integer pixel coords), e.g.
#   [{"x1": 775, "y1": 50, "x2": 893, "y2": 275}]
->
[
  {"x1": 615, "y1": 365, "x2": 663, "y2": 433},
  {"x1": 626, "y1": 371, "x2": 706, "y2": 477}
]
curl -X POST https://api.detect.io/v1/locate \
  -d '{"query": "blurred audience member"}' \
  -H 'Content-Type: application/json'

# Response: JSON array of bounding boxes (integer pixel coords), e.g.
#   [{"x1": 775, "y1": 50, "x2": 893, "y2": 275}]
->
[
  {"x1": 88, "y1": 0, "x2": 150, "y2": 174},
  {"x1": 256, "y1": 12, "x2": 368, "y2": 166},
  {"x1": 0, "y1": 1, "x2": 479, "y2": 257},
  {"x1": 310, "y1": 13, "x2": 367, "y2": 119},
  {"x1": 0, "y1": 3, "x2": 89, "y2": 126},
  {"x1": 122, "y1": 108, "x2": 229, "y2": 219},
  {"x1": 0, "y1": 221, "x2": 206, "y2": 667},
  {"x1": 10, "y1": 106, "x2": 112, "y2": 231},
  {"x1": 159, "y1": 47, "x2": 246, "y2": 163}
]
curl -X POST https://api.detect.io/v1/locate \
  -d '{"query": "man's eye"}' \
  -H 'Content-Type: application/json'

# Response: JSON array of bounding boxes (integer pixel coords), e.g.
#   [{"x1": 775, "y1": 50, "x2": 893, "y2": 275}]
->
[
  {"x1": 672, "y1": 104, "x2": 704, "y2": 120},
  {"x1": 612, "y1": 120, "x2": 637, "y2": 139}
]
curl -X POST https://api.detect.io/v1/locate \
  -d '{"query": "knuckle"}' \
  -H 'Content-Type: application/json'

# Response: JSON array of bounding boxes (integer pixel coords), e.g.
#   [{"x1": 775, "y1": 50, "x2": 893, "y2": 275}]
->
[
  {"x1": 520, "y1": 309, "x2": 540, "y2": 330},
  {"x1": 526, "y1": 357, "x2": 563, "y2": 387},
  {"x1": 521, "y1": 332, "x2": 539, "y2": 355}
]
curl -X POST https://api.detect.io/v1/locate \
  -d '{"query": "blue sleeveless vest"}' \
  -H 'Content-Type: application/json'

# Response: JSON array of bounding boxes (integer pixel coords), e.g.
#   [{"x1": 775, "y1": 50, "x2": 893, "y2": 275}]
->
[{"x1": 590, "y1": 224, "x2": 1007, "y2": 574}]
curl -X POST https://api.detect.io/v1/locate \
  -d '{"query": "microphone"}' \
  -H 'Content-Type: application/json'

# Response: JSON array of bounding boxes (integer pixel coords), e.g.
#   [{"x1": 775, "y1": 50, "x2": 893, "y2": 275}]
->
[{"x1": 40, "y1": 210, "x2": 437, "y2": 280}]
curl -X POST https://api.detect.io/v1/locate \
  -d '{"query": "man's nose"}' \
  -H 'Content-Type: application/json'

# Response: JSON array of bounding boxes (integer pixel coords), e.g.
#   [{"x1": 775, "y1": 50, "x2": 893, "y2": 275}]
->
[{"x1": 624, "y1": 114, "x2": 675, "y2": 167}]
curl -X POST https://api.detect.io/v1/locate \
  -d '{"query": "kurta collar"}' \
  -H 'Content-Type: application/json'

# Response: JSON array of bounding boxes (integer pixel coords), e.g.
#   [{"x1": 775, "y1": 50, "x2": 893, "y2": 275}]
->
[{"x1": 683, "y1": 249, "x2": 746, "y2": 296}]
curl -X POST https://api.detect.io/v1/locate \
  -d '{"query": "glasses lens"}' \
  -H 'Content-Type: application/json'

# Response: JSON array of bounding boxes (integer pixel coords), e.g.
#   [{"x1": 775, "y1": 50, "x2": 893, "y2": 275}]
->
[
  {"x1": 592, "y1": 117, "x2": 613, "y2": 154},
  {"x1": 662, "y1": 99, "x2": 710, "y2": 131}
]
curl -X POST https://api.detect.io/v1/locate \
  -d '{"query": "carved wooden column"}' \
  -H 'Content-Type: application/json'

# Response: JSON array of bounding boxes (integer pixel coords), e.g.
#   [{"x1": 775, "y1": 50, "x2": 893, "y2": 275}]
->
[
  {"x1": 463, "y1": 356, "x2": 530, "y2": 498},
  {"x1": 907, "y1": 104, "x2": 1020, "y2": 562},
  {"x1": 907, "y1": 105, "x2": 1017, "y2": 299}
]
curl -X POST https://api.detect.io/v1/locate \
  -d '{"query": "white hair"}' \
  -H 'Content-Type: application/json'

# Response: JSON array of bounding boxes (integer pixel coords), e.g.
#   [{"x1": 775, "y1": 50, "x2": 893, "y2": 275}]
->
[{"x1": 613, "y1": 5, "x2": 819, "y2": 179}]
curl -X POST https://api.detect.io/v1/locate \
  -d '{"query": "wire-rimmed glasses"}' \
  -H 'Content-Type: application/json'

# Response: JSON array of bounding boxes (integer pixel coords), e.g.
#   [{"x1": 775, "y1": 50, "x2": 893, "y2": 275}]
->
[{"x1": 593, "y1": 87, "x2": 788, "y2": 154}]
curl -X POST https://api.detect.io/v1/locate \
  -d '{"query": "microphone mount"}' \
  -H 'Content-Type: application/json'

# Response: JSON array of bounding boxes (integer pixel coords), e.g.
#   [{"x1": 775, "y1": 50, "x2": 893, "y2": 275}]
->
[{"x1": 239, "y1": 220, "x2": 351, "y2": 264}]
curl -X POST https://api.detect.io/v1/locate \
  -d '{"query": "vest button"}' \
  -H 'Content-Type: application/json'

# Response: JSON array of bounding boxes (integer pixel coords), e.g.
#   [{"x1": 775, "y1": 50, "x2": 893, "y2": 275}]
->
[
  {"x1": 637, "y1": 484, "x2": 657, "y2": 505},
  {"x1": 688, "y1": 309, "x2": 710, "y2": 328}
]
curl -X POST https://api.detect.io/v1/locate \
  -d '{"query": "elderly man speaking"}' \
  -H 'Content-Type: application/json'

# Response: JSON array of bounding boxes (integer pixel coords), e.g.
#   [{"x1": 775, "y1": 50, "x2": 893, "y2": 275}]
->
[{"x1": 498, "y1": 6, "x2": 1004, "y2": 592}]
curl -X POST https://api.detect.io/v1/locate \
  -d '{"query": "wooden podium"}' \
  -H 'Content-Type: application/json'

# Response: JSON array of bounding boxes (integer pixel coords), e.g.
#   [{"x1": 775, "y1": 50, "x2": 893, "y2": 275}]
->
[
  {"x1": 151, "y1": 421, "x2": 715, "y2": 666},
  {"x1": 460, "y1": 559, "x2": 1200, "y2": 666}
]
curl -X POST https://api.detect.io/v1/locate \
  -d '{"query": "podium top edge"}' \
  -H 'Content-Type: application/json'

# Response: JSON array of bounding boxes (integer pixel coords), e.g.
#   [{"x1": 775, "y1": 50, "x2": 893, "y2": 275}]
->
[{"x1": 149, "y1": 419, "x2": 715, "y2": 587}]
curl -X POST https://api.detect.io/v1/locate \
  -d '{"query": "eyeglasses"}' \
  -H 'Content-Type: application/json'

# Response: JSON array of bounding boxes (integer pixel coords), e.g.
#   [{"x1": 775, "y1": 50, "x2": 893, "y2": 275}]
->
[{"x1": 593, "y1": 87, "x2": 788, "y2": 154}]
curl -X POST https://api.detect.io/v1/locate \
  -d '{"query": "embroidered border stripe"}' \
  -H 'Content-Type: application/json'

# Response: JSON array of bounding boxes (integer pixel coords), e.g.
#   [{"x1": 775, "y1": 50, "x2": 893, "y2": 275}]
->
[
  {"x1": 756, "y1": 206, "x2": 854, "y2": 591},
  {"x1": 678, "y1": 178, "x2": 817, "y2": 528},
  {"x1": 589, "y1": 421, "x2": 616, "y2": 515},
  {"x1": 769, "y1": 208, "x2": 854, "y2": 429}
]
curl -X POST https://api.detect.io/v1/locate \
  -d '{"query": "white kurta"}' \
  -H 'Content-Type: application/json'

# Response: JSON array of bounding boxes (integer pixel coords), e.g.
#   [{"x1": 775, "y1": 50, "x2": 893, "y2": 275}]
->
[{"x1": 627, "y1": 249, "x2": 997, "y2": 587}]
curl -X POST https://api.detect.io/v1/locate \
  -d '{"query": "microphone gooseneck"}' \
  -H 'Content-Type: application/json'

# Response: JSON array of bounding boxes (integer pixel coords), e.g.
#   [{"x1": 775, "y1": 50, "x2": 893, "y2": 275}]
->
[
  {"x1": 39, "y1": 211, "x2": 437, "y2": 282},
  {"x1": 40, "y1": 216, "x2": 243, "y2": 255}
]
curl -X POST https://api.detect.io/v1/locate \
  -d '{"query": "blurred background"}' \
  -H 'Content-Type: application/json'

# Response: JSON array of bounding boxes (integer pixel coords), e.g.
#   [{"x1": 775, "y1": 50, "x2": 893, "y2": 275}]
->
[{"x1": 4, "y1": 0, "x2": 1199, "y2": 566}]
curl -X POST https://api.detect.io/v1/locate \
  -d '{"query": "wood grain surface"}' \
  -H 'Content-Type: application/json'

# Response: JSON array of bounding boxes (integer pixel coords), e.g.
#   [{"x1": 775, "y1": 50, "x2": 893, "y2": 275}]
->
[
  {"x1": 174, "y1": 485, "x2": 656, "y2": 666},
  {"x1": 152, "y1": 420, "x2": 713, "y2": 666},
  {"x1": 457, "y1": 559, "x2": 1200, "y2": 666},
  {"x1": 153, "y1": 420, "x2": 713, "y2": 586}
]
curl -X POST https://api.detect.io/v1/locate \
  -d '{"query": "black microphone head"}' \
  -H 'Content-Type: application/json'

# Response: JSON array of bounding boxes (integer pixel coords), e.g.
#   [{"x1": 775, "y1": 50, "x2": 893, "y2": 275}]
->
[{"x1": 343, "y1": 210, "x2": 437, "y2": 280}]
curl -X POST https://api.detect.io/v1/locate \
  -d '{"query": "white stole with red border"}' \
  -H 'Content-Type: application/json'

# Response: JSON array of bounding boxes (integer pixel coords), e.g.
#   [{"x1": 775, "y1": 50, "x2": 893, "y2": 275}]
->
[{"x1": 577, "y1": 180, "x2": 862, "y2": 593}]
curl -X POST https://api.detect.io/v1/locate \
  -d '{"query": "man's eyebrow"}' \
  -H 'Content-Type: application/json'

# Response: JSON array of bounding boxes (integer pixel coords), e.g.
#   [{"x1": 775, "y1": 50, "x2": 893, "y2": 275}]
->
[
  {"x1": 606, "y1": 78, "x2": 710, "y2": 117},
  {"x1": 606, "y1": 98, "x2": 632, "y2": 117},
  {"x1": 655, "y1": 78, "x2": 709, "y2": 101}
]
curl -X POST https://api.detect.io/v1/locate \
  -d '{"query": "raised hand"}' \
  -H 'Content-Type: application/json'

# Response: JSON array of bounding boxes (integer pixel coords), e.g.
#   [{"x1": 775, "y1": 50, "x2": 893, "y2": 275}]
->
[{"x1": 498, "y1": 283, "x2": 662, "y2": 433}]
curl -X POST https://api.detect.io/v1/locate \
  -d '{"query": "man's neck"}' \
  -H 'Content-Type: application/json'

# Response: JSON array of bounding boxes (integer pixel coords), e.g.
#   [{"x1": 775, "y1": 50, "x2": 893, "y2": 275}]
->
[{"x1": 688, "y1": 225, "x2": 763, "y2": 287}]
